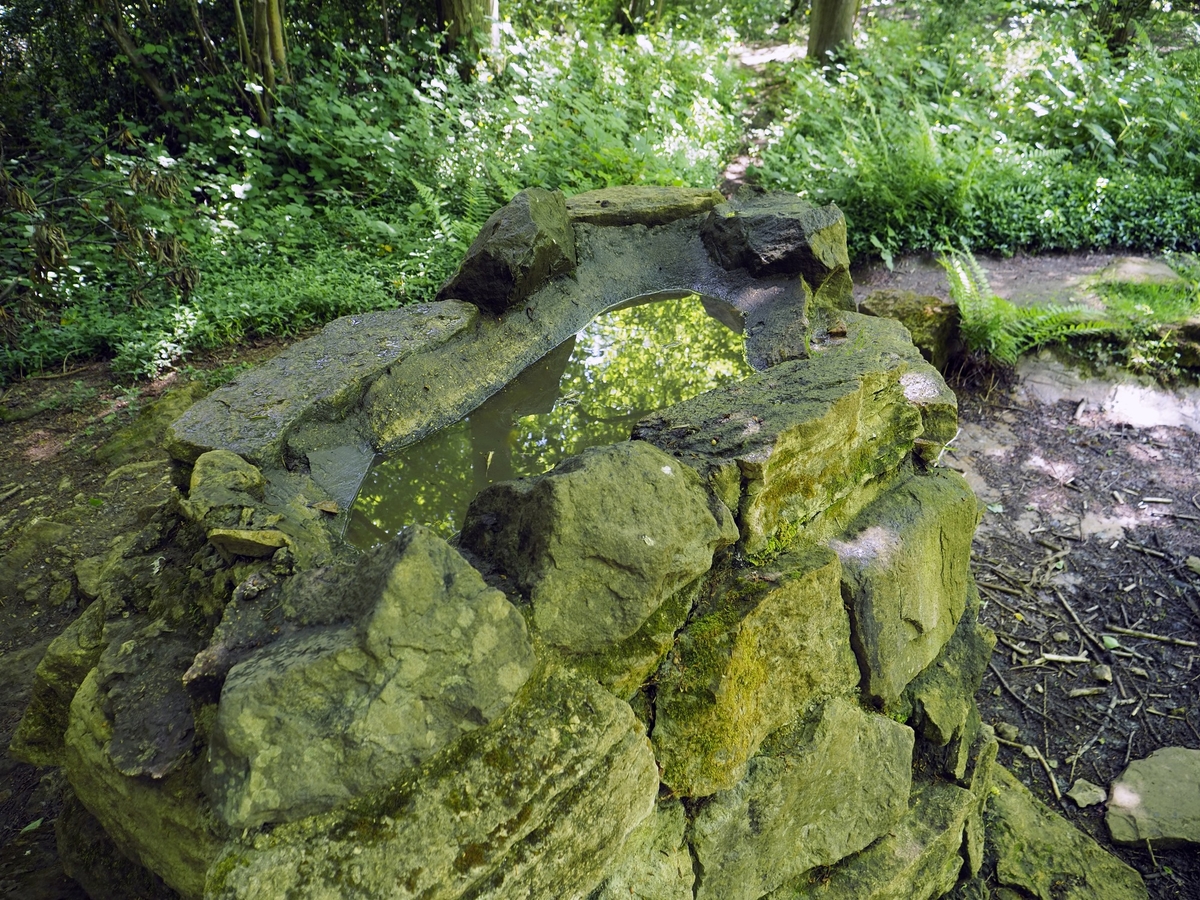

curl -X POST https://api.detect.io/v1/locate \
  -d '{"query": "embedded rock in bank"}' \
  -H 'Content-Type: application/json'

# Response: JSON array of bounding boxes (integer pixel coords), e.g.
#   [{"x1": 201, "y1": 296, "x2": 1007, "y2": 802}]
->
[
  {"x1": 206, "y1": 526, "x2": 535, "y2": 829},
  {"x1": 461, "y1": 441, "x2": 737, "y2": 653},
  {"x1": 64, "y1": 670, "x2": 225, "y2": 900},
  {"x1": 834, "y1": 469, "x2": 976, "y2": 707},
  {"x1": 691, "y1": 697, "x2": 914, "y2": 900},
  {"x1": 634, "y1": 313, "x2": 956, "y2": 556},
  {"x1": 437, "y1": 187, "x2": 577, "y2": 316},
  {"x1": 772, "y1": 780, "x2": 975, "y2": 900},
  {"x1": 591, "y1": 799, "x2": 695, "y2": 900},
  {"x1": 989, "y1": 764, "x2": 1148, "y2": 899},
  {"x1": 1106, "y1": 746, "x2": 1200, "y2": 849},
  {"x1": 166, "y1": 303, "x2": 477, "y2": 466},
  {"x1": 652, "y1": 548, "x2": 859, "y2": 797},
  {"x1": 566, "y1": 185, "x2": 725, "y2": 227},
  {"x1": 701, "y1": 189, "x2": 850, "y2": 288},
  {"x1": 9, "y1": 599, "x2": 107, "y2": 767},
  {"x1": 205, "y1": 667, "x2": 659, "y2": 900},
  {"x1": 903, "y1": 585, "x2": 995, "y2": 780},
  {"x1": 860, "y1": 289, "x2": 964, "y2": 373}
]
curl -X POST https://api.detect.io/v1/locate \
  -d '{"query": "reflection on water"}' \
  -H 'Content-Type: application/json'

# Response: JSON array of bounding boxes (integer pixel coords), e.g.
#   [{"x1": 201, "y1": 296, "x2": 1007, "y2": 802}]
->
[{"x1": 344, "y1": 294, "x2": 753, "y2": 548}]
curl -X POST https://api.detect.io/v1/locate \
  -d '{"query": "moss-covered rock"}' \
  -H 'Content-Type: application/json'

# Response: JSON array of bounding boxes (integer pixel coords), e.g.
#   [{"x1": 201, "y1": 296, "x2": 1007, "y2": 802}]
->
[
  {"x1": 566, "y1": 185, "x2": 725, "y2": 227},
  {"x1": 9, "y1": 599, "x2": 107, "y2": 767},
  {"x1": 652, "y1": 547, "x2": 859, "y2": 797},
  {"x1": 692, "y1": 697, "x2": 914, "y2": 900},
  {"x1": 206, "y1": 526, "x2": 535, "y2": 829},
  {"x1": 461, "y1": 441, "x2": 737, "y2": 653},
  {"x1": 635, "y1": 313, "x2": 954, "y2": 556},
  {"x1": 56, "y1": 788, "x2": 180, "y2": 900},
  {"x1": 590, "y1": 799, "x2": 694, "y2": 900},
  {"x1": 772, "y1": 779, "x2": 975, "y2": 900},
  {"x1": 437, "y1": 187, "x2": 577, "y2": 316},
  {"x1": 95, "y1": 380, "x2": 210, "y2": 467},
  {"x1": 700, "y1": 190, "x2": 850, "y2": 289},
  {"x1": 166, "y1": 304, "x2": 478, "y2": 467},
  {"x1": 988, "y1": 764, "x2": 1148, "y2": 900},
  {"x1": 64, "y1": 669, "x2": 226, "y2": 900},
  {"x1": 860, "y1": 289, "x2": 964, "y2": 373},
  {"x1": 205, "y1": 666, "x2": 659, "y2": 900},
  {"x1": 833, "y1": 469, "x2": 977, "y2": 707}
]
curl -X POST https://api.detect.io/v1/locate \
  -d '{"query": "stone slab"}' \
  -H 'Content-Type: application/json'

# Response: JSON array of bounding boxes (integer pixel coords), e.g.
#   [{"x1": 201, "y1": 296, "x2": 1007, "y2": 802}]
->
[
  {"x1": 566, "y1": 186, "x2": 725, "y2": 226},
  {"x1": 205, "y1": 666, "x2": 659, "y2": 900},
  {"x1": 692, "y1": 698, "x2": 913, "y2": 900},
  {"x1": 1107, "y1": 746, "x2": 1200, "y2": 849}
]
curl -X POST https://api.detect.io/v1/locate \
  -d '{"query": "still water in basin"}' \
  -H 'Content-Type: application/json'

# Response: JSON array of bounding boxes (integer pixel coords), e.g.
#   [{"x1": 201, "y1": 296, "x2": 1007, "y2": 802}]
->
[{"x1": 344, "y1": 294, "x2": 754, "y2": 548}]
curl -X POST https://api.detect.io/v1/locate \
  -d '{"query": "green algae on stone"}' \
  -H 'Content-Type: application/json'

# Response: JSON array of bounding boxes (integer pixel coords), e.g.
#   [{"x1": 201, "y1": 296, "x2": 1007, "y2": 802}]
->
[
  {"x1": 569, "y1": 577, "x2": 702, "y2": 701},
  {"x1": 436, "y1": 187, "x2": 577, "y2": 316},
  {"x1": 566, "y1": 186, "x2": 725, "y2": 227},
  {"x1": 634, "y1": 312, "x2": 953, "y2": 557},
  {"x1": 652, "y1": 547, "x2": 858, "y2": 797},
  {"x1": 691, "y1": 697, "x2": 914, "y2": 900},
  {"x1": 205, "y1": 666, "x2": 659, "y2": 900},
  {"x1": 832, "y1": 469, "x2": 977, "y2": 707},
  {"x1": 9, "y1": 599, "x2": 107, "y2": 767},
  {"x1": 206, "y1": 526, "x2": 535, "y2": 829},
  {"x1": 988, "y1": 764, "x2": 1148, "y2": 900},
  {"x1": 65, "y1": 670, "x2": 226, "y2": 900},
  {"x1": 591, "y1": 799, "x2": 694, "y2": 900},
  {"x1": 772, "y1": 779, "x2": 975, "y2": 900},
  {"x1": 461, "y1": 441, "x2": 737, "y2": 654},
  {"x1": 166, "y1": 303, "x2": 478, "y2": 467}
]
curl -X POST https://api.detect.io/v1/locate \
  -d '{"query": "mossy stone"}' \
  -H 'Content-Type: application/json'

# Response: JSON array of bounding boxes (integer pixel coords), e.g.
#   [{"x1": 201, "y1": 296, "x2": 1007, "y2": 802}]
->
[
  {"x1": 566, "y1": 186, "x2": 725, "y2": 227},
  {"x1": 833, "y1": 469, "x2": 978, "y2": 707},
  {"x1": 652, "y1": 547, "x2": 858, "y2": 797},
  {"x1": 692, "y1": 698, "x2": 914, "y2": 900},
  {"x1": 205, "y1": 666, "x2": 659, "y2": 900}
]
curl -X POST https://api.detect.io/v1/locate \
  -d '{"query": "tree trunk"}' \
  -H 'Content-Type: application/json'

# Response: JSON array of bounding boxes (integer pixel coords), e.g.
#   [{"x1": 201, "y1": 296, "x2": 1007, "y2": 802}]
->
[
  {"x1": 437, "y1": 0, "x2": 497, "y2": 49},
  {"x1": 807, "y1": 0, "x2": 860, "y2": 62},
  {"x1": 266, "y1": 0, "x2": 289, "y2": 84},
  {"x1": 94, "y1": 2, "x2": 174, "y2": 112}
]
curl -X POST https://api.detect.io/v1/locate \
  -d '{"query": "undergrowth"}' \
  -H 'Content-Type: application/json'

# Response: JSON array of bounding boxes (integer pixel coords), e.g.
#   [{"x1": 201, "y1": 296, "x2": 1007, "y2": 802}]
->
[{"x1": 2, "y1": 0, "x2": 1198, "y2": 381}]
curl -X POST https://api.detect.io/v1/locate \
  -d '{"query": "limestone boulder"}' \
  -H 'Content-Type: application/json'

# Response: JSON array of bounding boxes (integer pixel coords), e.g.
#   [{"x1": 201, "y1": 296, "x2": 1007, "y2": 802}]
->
[
  {"x1": 437, "y1": 187, "x2": 577, "y2": 316},
  {"x1": 903, "y1": 584, "x2": 995, "y2": 781},
  {"x1": 566, "y1": 186, "x2": 724, "y2": 226},
  {"x1": 832, "y1": 469, "x2": 977, "y2": 707},
  {"x1": 205, "y1": 667, "x2": 660, "y2": 900},
  {"x1": 859, "y1": 289, "x2": 963, "y2": 373},
  {"x1": 9, "y1": 599, "x2": 106, "y2": 766},
  {"x1": 64, "y1": 669, "x2": 226, "y2": 900},
  {"x1": 691, "y1": 698, "x2": 914, "y2": 900},
  {"x1": 772, "y1": 780, "x2": 975, "y2": 900},
  {"x1": 166, "y1": 303, "x2": 477, "y2": 466},
  {"x1": 651, "y1": 547, "x2": 860, "y2": 797},
  {"x1": 635, "y1": 313, "x2": 956, "y2": 557},
  {"x1": 55, "y1": 789, "x2": 179, "y2": 900},
  {"x1": 1107, "y1": 746, "x2": 1200, "y2": 849},
  {"x1": 700, "y1": 189, "x2": 850, "y2": 291},
  {"x1": 591, "y1": 800, "x2": 694, "y2": 900},
  {"x1": 989, "y1": 764, "x2": 1147, "y2": 899},
  {"x1": 461, "y1": 441, "x2": 737, "y2": 653},
  {"x1": 206, "y1": 526, "x2": 535, "y2": 829}
]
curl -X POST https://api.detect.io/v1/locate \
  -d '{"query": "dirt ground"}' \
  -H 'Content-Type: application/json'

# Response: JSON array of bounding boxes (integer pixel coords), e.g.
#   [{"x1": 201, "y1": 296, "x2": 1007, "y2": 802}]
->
[{"x1": 1, "y1": 258, "x2": 1198, "y2": 897}]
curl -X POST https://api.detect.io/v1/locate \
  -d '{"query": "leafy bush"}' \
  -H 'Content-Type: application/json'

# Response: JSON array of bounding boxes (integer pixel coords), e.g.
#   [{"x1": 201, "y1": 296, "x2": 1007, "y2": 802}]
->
[{"x1": 753, "y1": 7, "x2": 1200, "y2": 262}]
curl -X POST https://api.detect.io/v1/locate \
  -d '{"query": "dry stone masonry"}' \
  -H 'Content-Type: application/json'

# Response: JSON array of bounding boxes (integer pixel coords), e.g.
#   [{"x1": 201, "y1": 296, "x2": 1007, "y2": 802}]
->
[{"x1": 5, "y1": 186, "x2": 1151, "y2": 899}]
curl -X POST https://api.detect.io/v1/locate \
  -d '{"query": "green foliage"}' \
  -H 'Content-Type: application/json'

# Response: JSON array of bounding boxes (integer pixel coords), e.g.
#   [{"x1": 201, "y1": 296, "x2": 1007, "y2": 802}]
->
[
  {"x1": 939, "y1": 248, "x2": 1115, "y2": 365},
  {"x1": 1, "y1": 24, "x2": 741, "y2": 382},
  {"x1": 753, "y1": 5, "x2": 1200, "y2": 262}
]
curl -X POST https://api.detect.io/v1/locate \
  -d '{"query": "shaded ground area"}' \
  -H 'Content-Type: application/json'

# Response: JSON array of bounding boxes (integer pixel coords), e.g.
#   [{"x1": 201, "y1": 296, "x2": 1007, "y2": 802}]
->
[{"x1": 1, "y1": 255, "x2": 1198, "y2": 896}]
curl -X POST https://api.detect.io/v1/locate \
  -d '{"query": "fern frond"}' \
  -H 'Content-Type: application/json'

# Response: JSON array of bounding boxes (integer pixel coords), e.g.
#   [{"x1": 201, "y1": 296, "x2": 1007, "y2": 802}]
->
[{"x1": 938, "y1": 247, "x2": 1118, "y2": 365}]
